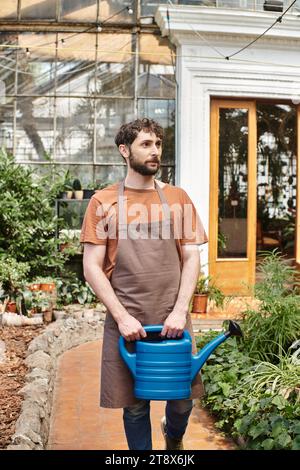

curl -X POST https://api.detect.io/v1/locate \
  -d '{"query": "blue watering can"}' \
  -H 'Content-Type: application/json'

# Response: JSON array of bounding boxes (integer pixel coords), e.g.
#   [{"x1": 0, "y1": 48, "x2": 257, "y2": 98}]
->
[{"x1": 119, "y1": 320, "x2": 243, "y2": 400}]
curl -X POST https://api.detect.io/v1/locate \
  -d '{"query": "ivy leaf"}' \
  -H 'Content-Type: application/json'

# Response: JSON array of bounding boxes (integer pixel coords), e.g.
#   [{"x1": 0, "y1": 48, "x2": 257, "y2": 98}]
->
[
  {"x1": 271, "y1": 395, "x2": 288, "y2": 410},
  {"x1": 291, "y1": 423, "x2": 300, "y2": 435},
  {"x1": 248, "y1": 421, "x2": 269, "y2": 439},
  {"x1": 261, "y1": 438, "x2": 274, "y2": 450},
  {"x1": 219, "y1": 382, "x2": 231, "y2": 397},
  {"x1": 277, "y1": 433, "x2": 292, "y2": 448},
  {"x1": 271, "y1": 421, "x2": 285, "y2": 439},
  {"x1": 291, "y1": 436, "x2": 300, "y2": 450}
]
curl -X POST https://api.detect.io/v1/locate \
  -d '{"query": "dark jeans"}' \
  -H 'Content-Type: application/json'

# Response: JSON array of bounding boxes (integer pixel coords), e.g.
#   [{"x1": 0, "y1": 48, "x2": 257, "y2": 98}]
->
[{"x1": 123, "y1": 399, "x2": 193, "y2": 450}]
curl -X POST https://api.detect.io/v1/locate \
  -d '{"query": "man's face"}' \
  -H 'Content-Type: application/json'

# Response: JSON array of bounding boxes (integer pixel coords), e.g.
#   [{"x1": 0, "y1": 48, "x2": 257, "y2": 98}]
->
[{"x1": 127, "y1": 130, "x2": 162, "y2": 176}]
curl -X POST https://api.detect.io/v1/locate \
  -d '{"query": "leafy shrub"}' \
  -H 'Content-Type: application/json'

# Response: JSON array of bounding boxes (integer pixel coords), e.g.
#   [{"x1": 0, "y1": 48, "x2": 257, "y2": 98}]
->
[
  {"x1": 196, "y1": 330, "x2": 300, "y2": 450},
  {"x1": 0, "y1": 149, "x2": 67, "y2": 279},
  {"x1": 240, "y1": 250, "x2": 300, "y2": 362}
]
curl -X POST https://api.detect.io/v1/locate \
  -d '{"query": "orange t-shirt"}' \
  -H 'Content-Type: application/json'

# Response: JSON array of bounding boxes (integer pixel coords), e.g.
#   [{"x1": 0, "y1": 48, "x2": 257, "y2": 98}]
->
[{"x1": 80, "y1": 181, "x2": 208, "y2": 279}]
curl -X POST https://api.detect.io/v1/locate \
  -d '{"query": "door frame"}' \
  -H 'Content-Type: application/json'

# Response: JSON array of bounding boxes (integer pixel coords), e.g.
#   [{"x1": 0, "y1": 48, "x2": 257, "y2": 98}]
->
[{"x1": 209, "y1": 99, "x2": 257, "y2": 295}]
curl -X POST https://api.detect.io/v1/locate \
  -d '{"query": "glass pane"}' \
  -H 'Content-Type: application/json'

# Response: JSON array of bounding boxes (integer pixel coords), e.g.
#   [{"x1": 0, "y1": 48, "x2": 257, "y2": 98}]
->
[
  {"x1": 257, "y1": 103, "x2": 296, "y2": 257},
  {"x1": 96, "y1": 33, "x2": 132, "y2": 64},
  {"x1": 0, "y1": 1, "x2": 18, "y2": 19},
  {"x1": 0, "y1": 98, "x2": 14, "y2": 154},
  {"x1": 156, "y1": 166, "x2": 175, "y2": 185},
  {"x1": 138, "y1": 64, "x2": 175, "y2": 99},
  {"x1": 21, "y1": 0, "x2": 57, "y2": 19},
  {"x1": 24, "y1": 163, "x2": 95, "y2": 191},
  {"x1": 15, "y1": 96, "x2": 55, "y2": 161},
  {"x1": 55, "y1": 97, "x2": 94, "y2": 163},
  {"x1": 218, "y1": 108, "x2": 248, "y2": 258},
  {"x1": 56, "y1": 32, "x2": 96, "y2": 96},
  {"x1": 141, "y1": 1, "x2": 167, "y2": 16},
  {"x1": 95, "y1": 61, "x2": 134, "y2": 97},
  {"x1": 17, "y1": 33, "x2": 56, "y2": 96},
  {"x1": 137, "y1": 99, "x2": 175, "y2": 165},
  {"x1": 99, "y1": 0, "x2": 135, "y2": 23},
  {"x1": 140, "y1": 35, "x2": 173, "y2": 66},
  {"x1": 60, "y1": 0, "x2": 97, "y2": 21},
  {"x1": 95, "y1": 98, "x2": 134, "y2": 163},
  {"x1": 139, "y1": 35, "x2": 175, "y2": 98},
  {"x1": 58, "y1": 199, "x2": 90, "y2": 230},
  {"x1": 0, "y1": 33, "x2": 17, "y2": 96},
  {"x1": 141, "y1": 1, "x2": 216, "y2": 16},
  {"x1": 95, "y1": 164, "x2": 126, "y2": 187}
]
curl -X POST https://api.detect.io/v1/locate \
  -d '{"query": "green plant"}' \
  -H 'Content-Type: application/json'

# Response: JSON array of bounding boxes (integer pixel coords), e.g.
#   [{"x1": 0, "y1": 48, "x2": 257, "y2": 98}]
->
[
  {"x1": 195, "y1": 273, "x2": 225, "y2": 308},
  {"x1": 242, "y1": 346, "x2": 300, "y2": 402},
  {"x1": 254, "y1": 249, "x2": 299, "y2": 301},
  {"x1": 72, "y1": 179, "x2": 82, "y2": 191},
  {"x1": 241, "y1": 250, "x2": 300, "y2": 362},
  {"x1": 0, "y1": 149, "x2": 68, "y2": 278},
  {"x1": 56, "y1": 276, "x2": 96, "y2": 306},
  {"x1": 0, "y1": 255, "x2": 30, "y2": 300},
  {"x1": 196, "y1": 330, "x2": 300, "y2": 450}
]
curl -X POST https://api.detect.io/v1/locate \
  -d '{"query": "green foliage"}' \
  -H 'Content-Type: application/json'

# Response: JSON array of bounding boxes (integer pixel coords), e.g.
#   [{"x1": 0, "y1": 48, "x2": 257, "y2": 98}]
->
[
  {"x1": 0, "y1": 256, "x2": 30, "y2": 297},
  {"x1": 254, "y1": 250, "x2": 299, "y2": 301},
  {"x1": 0, "y1": 148, "x2": 68, "y2": 279},
  {"x1": 241, "y1": 251, "x2": 300, "y2": 362},
  {"x1": 242, "y1": 346, "x2": 300, "y2": 402},
  {"x1": 242, "y1": 296, "x2": 300, "y2": 362},
  {"x1": 195, "y1": 273, "x2": 225, "y2": 308},
  {"x1": 197, "y1": 330, "x2": 300, "y2": 450},
  {"x1": 56, "y1": 275, "x2": 96, "y2": 306}
]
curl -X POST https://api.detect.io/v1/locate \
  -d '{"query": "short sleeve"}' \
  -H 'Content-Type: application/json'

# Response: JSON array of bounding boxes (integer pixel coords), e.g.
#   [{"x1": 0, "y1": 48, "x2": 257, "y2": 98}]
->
[
  {"x1": 80, "y1": 196, "x2": 108, "y2": 245},
  {"x1": 180, "y1": 190, "x2": 208, "y2": 245}
]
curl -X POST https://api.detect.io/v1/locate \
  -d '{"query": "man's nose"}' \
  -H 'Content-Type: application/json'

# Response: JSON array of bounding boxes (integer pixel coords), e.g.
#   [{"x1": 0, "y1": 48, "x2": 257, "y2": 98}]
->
[{"x1": 151, "y1": 144, "x2": 160, "y2": 156}]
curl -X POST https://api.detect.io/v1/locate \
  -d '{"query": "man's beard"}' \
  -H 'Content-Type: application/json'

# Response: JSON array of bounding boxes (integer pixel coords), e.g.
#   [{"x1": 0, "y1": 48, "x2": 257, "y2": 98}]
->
[{"x1": 128, "y1": 151, "x2": 160, "y2": 176}]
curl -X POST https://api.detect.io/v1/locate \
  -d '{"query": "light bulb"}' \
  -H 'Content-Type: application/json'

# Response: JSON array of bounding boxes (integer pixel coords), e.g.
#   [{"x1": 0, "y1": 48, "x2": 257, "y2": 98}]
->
[
  {"x1": 127, "y1": 6, "x2": 133, "y2": 15},
  {"x1": 26, "y1": 47, "x2": 30, "y2": 58}
]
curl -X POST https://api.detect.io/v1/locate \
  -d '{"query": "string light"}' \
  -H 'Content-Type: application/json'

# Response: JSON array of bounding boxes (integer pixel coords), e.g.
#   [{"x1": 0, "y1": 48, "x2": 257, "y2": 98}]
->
[
  {"x1": 25, "y1": 47, "x2": 30, "y2": 58},
  {"x1": 126, "y1": 6, "x2": 134, "y2": 15}
]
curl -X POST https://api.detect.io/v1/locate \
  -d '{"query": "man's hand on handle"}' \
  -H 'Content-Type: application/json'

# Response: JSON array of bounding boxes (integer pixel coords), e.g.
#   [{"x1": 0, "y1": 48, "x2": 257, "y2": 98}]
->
[
  {"x1": 118, "y1": 314, "x2": 147, "y2": 342},
  {"x1": 161, "y1": 310, "x2": 187, "y2": 338}
]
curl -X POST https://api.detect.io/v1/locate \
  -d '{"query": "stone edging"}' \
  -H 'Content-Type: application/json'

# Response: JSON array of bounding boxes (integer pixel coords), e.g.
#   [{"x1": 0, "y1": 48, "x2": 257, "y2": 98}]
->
[{"x1": 6, "y1": 306, "x2": 106, "y2": 450}]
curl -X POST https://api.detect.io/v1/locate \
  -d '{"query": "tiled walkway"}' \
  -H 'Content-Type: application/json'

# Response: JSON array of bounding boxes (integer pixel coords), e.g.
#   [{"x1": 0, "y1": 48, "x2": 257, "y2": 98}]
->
[{"x1": 47, "y1": 339, "x2": 236, "y2": 451}]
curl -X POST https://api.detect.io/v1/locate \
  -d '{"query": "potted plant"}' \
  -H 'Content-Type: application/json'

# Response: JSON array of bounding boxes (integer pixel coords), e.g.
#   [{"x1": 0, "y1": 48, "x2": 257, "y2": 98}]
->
[
  {"x1": 72, "y1": 179, "x2": 83, "y2": 200},
  {"x1": 83, "y1": 182, "x2": 95, "y2": 199},
  {"x1": 192, "y1": 272, "x2": 225, "y2": 314},
  {"x1": 0, "y1": 256, "x2": 30, "y2": 314},
  {"x1": 62, "y1": 180, "x2": 73, "y2": 200}
]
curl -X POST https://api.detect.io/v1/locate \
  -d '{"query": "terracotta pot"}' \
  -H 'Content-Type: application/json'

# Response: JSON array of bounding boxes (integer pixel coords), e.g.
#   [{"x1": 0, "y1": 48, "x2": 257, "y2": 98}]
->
[
  {"x1": 192, "y1": 294, "x2": 208, "y2": 313},
  {"x1": 40, "y1": 283, "x2": 56, "y2": 292},
  {"x1": 29, "y1": 283, "x2": 41, "y2": 291},
  {"x1": 43, "y1": 310, "x2": 53, "y2": 323},
  {"x1": 6, "y1": 301, "x2": 17, "y2": 313}
]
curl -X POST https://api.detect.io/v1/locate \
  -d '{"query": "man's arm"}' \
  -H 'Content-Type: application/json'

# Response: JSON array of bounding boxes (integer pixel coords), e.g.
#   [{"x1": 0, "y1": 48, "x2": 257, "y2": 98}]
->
[
  {"x1": 83, "y1": 243, "x2": 146, "y2": 341},
  {"x1": 161, "y1": 244, "x2": 200, "y2": 338}
]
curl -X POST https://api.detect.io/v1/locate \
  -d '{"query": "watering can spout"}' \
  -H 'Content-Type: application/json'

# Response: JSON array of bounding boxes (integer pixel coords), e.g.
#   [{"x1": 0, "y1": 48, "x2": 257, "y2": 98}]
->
[{"x1": 191, "y1": 320, "x2": 243, "y2": 381}]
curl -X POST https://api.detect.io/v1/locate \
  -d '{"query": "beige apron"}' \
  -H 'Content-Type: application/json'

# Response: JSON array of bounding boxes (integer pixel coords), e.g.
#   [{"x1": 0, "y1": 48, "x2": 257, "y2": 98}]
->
[{"x1": 100, "y1": 180, "x2": 204, "y2": 408}]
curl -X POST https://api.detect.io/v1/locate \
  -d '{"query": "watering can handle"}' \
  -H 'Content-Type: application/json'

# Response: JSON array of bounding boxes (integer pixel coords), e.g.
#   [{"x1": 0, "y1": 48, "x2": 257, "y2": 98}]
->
[
  {"x1": 119, "y1": 336, "x2": 136, "y2": 378},
  {"x1": 143, "y1": 325, "x2": 191, "y2": 341},
  {"x1": 119, "y1": 325, "x2": 192, "y2": 378}
]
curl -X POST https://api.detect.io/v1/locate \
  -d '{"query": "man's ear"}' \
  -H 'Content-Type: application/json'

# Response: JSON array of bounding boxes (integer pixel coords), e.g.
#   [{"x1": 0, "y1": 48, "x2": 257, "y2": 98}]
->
[{"x1": 119, "y1": 144, "x2": 129, "y2": 161}]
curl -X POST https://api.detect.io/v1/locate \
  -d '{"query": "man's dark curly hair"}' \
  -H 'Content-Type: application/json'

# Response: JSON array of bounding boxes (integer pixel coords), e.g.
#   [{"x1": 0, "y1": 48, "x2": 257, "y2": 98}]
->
[{"x1": 115, "y1": 118, "x2": 164, "y2": 148}]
